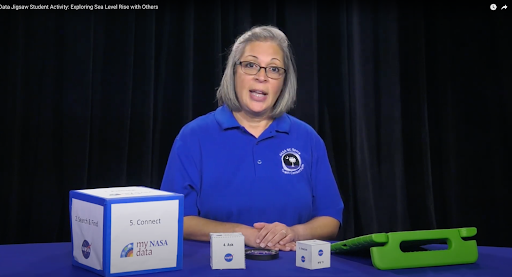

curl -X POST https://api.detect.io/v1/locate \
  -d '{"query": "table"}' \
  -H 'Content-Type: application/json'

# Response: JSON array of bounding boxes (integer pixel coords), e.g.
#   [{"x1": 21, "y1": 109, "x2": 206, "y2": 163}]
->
[{"x1": 1, "y1": 240, "x2": 511, "y2": 276}]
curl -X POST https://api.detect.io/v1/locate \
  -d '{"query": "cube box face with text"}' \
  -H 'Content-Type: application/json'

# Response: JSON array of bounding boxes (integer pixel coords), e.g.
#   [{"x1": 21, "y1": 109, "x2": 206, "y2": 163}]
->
[
  {"x1": 69, "y1": 186, "x2": 184, "y2": 277},
  {"x1": 296, "y1": 240, "x2": 331, "y2": 270}
]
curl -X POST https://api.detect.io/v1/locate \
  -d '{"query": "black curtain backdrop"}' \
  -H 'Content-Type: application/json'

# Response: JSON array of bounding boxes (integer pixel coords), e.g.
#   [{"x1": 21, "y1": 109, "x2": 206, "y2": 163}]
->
[{"x1": 1, "y1": 2, "x2": 510, "y2": 247}]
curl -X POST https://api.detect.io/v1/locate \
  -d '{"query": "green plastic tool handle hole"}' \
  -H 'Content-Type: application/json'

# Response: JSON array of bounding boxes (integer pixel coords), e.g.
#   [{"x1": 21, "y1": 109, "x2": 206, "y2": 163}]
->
[{"x1": 399, "y1": 238, "x2": 449, "y2": 253}]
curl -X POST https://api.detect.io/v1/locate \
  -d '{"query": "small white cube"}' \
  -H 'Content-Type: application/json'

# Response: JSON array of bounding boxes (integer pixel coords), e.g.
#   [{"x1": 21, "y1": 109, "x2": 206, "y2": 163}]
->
[
  {"x1": 69, "y1": 186, "x2": 184, "y2": 276},
  {"x1": 296, "y1": 240, "x2": 331, "y2": 270},
  {"x1": 210, "y1": 233, "x2": 246, "y2": 270}
]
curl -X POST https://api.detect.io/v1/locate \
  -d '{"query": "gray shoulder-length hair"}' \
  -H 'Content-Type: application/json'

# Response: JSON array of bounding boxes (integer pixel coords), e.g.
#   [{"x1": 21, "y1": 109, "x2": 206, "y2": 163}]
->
[{"x1": 216, "y1": 25, "x2": 298, "y2": 118}]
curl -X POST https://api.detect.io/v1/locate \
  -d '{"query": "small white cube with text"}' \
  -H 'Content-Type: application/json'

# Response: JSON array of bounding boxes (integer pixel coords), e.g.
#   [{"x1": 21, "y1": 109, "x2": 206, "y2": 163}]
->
[
  {"x1": 210, "y1": 233, "x2": 246, "y2": 270},
  {"x1": 69, "y1": 186, "x2": 184, "y2": 277},
  {"x1": 296, "y1": 240, "x2": 331, "y2": 270}
]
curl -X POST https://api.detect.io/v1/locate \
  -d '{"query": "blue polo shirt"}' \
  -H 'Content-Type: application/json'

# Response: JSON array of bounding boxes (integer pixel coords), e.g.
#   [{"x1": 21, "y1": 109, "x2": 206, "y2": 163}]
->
[{"x1": 160, "y1": 105, "x2": 344, "y2": 228}]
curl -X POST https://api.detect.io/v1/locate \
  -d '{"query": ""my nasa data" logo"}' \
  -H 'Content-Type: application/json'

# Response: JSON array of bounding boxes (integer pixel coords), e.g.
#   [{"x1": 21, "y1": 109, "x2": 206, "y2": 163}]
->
[{"x1": 120, "y1": 239, "x2": 168, "y2": 258}]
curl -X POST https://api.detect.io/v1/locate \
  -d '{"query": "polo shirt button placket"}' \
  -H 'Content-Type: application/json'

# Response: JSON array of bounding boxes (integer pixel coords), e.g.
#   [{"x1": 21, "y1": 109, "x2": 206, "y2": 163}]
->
[{"x1": 254, "y1": 141, "x2": 263, "y2": 176}]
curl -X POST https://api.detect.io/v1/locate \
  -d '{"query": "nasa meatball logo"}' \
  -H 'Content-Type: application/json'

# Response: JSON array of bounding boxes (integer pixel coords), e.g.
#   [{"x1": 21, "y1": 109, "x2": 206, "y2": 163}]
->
[
  {"x1": 82, "y1": 240, "x2": 92, "y2": 259},
  {"x1": 279, "y1": 148, "x2": 304, "y2": 175}
]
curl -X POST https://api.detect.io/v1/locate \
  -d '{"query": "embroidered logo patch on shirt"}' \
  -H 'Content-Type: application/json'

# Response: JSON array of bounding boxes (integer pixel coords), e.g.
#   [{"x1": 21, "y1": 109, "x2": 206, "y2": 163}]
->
[{"x1": 279, "y1": 148, "x2": 305, "y2": 175}]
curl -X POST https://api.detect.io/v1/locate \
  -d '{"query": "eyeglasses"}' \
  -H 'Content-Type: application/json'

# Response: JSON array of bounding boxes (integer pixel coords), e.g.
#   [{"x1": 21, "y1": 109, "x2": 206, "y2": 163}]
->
[{"x1": 236, "y1": 61, "x2": 286, "y2": 79}]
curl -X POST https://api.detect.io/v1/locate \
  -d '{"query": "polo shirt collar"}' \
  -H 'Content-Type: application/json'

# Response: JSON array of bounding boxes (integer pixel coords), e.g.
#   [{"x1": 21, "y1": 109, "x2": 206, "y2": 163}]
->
[
  {"x1": 215, "y1": 105, "x2": 240, "y2": 129},
  {"x1": 272, "y1": 111, "x2": 291, "y2": 134},
  {"x1": 215, "y1": 105, "x2": 291, "y2": 134}
]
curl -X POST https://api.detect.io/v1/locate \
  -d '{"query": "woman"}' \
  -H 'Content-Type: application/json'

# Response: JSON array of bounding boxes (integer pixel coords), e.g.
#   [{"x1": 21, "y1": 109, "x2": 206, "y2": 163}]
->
[{"x1": 160, "y1": 25, "x2": 344, "y2": 251}]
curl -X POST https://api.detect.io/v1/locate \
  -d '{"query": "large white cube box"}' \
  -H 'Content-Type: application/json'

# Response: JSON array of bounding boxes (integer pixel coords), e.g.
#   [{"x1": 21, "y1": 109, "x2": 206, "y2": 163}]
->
[
  {"x1": 69, "y1": 186, "x2": 184, "y2": 276},
  {"x1": 296, "y1": 240, "x2": 331, "y2": 270},
  {"x1": 210, "y1": 233, "x2": 246, "y2": 270}
]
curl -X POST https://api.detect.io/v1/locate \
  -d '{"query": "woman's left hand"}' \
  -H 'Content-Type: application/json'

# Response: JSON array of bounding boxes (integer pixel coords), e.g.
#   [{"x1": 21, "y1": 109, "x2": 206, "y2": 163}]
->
[{"x1": 253, "y1": 222, "x2": 297, "y2": 250}]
